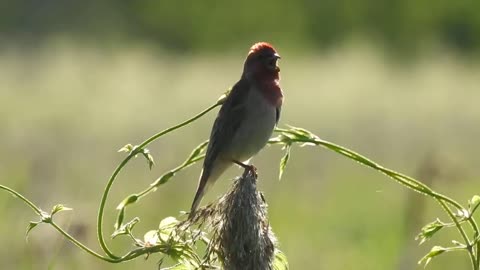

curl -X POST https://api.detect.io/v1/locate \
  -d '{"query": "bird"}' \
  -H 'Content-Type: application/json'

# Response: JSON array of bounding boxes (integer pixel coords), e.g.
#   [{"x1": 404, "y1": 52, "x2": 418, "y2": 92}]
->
[{"x1": 189, "y1": 42, "x2": 283, "y2": 217}]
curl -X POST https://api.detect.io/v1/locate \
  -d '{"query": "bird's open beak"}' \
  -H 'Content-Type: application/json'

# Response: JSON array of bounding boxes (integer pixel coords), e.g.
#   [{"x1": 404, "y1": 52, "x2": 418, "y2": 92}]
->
[{"x1": 273, "y1": 53, "x2": 281, "y2": 72}]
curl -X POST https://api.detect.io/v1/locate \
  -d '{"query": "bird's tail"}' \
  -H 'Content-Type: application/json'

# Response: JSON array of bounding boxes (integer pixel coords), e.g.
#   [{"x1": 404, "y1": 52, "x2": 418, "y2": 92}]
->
[
  {"x1": 189, "y1": 160, "x2": 230, "y2": 219},
  {"x1": 189, "y1": 169, "x2": 211, "y2": 218}
]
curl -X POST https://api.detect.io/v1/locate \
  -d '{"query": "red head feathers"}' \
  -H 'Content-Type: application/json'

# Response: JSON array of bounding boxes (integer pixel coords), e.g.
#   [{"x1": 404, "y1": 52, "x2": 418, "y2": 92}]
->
[
  {"x1": 248, "y1": 42, "x2": 277, "y2": 55},
  {"x1": 243, "y1": 42, "x2": 281, "y2": 80},
  {"x1": 242, "y1": 42, "x2": 282, "y2": 106}
]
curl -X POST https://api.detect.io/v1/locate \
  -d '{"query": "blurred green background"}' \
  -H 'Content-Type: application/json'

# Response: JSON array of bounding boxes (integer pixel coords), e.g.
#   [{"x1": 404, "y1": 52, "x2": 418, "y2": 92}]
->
[{"x1": 1, "y1": 1, "x2": 479, "y2": 269}]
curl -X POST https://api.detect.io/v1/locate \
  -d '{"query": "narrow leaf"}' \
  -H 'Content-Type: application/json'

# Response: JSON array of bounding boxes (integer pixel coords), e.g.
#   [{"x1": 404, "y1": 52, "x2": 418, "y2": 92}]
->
[
  {"x1": 279, "y1": 145, "x2": 291, "y2": 180},
  {"x1": 185, "y1": 141, "x2": 208, "y2": 164},
  {"x1": 268, "y1": 136, "x2": 283, "y2": 145},
  {"x1": 114, "y1": 207, "x2": 125, "y2": 231},
  {"x1": 118, "y1": 143, "x2": 133, "y2": 153},
  {"x1": 116, "y1": 194, "x2": 139, "y2": 210},
  {"x1": 469, "y1": 195, "x2": 480, "y2": 213},
  {"x1": 418, "y1": 246, "x2": 447, "y2": 268},
  {"x1": 147, "y1": 153, "x2": 155, "y2": 169},
  {"x1": 111, "y1": 217, "x2": 139, "y2": 238},
  {"x1": 141, "y1": 148, "x2": 155, "y2": 169},
  {"x1": 25, "y1": 221, "x2": 39, "y2": 240},
  {"x1": 51, "y1": 204, "x2": 73, "y2": 216},
  {"x1": 415, "y1": 219, "x2": 444, "y2": 245},
  {"x1": 273, "y1": 250, "x2": 289, "y2": 270},
  {"x1": 157, "y1": 171, "x2": 175, "y2": 185}
]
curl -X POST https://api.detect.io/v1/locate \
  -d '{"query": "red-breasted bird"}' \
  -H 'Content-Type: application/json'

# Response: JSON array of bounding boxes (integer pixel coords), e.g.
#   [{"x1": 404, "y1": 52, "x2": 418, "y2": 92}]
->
[{"x1": 190, "y1": 42, "x2": 283, "y2": 217}]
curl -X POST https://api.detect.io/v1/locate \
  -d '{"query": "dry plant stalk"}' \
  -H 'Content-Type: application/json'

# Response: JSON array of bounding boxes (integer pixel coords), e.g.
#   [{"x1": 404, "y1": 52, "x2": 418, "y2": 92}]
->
[{"x1": 187, "y1": 169, "x2": 277, "y2": 270}]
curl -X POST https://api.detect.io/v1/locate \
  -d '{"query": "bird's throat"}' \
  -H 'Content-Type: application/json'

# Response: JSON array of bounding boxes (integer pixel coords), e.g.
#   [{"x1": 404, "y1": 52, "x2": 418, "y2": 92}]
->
[{"x1": 259, "y1": 79, "x2": 283, "y2": 107}]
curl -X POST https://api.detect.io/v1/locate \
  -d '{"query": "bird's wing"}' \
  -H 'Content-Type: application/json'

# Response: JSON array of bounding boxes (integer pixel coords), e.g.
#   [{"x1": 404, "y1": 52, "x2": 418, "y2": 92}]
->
[
  {"x1": 190, "y1": 80, "x2": 250, "y2": 215},
  {"x1": 203, "y1": 79, "x2": 250, "y2": 176},
  {"x1": 275, "y1": 106, "x2": 281, "y2": 125}
]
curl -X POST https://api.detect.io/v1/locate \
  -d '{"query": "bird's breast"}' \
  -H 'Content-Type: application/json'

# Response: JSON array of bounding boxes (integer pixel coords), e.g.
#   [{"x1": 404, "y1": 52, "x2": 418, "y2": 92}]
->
[
  {"x1": 226, "y1": 87, "x2": 277, "y2": 162},
  {"x1": 260, "y1": 80, "x2": 283, "y2": 107}
]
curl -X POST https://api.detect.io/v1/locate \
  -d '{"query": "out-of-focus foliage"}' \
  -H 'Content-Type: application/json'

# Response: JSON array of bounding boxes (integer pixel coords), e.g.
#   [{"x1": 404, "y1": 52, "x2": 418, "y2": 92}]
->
[
  {"x1": 1, "y1": 44, "x2": 479, "y2": 269},
  {"x1": 1, "y1": 0, "x2": 480, "y2": 53}
]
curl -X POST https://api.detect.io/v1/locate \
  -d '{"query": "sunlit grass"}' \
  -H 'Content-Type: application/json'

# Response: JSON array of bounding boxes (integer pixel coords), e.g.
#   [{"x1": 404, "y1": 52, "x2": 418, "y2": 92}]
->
[{"x1": 0, "y1": 42, "x2": 479, "y2": 269}]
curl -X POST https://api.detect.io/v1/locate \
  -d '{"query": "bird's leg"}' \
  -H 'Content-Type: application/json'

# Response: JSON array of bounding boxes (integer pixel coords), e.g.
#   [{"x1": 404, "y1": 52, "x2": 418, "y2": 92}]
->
[
  {"x1": 232, "y1": 160, "x2": 257, "y2": 177},
  {"x1": 232, "y1": 160, "x2": 256, "y2": 171}
]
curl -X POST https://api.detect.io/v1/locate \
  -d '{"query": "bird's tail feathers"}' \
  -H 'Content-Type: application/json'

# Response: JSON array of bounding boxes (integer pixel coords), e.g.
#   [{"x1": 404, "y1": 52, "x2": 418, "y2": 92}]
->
[
  {"x1": 189, "y1": 160, "x2": 230, "y2": 219},
  {"x1": 189, "y1": 169, "x2": 211, "y2": 218}
]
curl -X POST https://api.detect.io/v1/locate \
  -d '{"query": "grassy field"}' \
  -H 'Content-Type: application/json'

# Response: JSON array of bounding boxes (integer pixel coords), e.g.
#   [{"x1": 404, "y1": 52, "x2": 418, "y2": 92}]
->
[{"x1": 0, "y1": 42, "x2": 479, "y2": 269}]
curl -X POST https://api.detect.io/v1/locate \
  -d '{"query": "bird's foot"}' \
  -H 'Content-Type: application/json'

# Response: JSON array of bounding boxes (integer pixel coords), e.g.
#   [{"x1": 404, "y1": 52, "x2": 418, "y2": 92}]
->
[{"x1": 232, "y1": 160, "x2": 257, "y2": 178}]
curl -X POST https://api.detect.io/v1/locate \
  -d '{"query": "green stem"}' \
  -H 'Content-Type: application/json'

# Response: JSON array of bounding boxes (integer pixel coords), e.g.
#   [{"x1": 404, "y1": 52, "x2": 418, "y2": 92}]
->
[
  {"x1": 476, "y1": 235, "x2": 480, "y2": 269},
  {"x1": 0, "y1": 184, "x2": 119, "y2": 262},
  {"x1": 50, "y1": 222, "x2": 119, "y2": 262},
  {"x1": 311, "y1": 138, "x2": 478, "y2": 266},
  {"x1": 96, "y1": 102, "x2": 220, "y2": 258},
  {"x1": 3, "y1": 103, "x2": 478, "y2": 268},
  {"x1": 467, "y1": 211, "x2": 480, "y2": 268},
  {"x1": 477, "y1": 244, "x2": 480, "y2": 270},
  {"x1": 274, "y1": 127, "x2": 479, "y2": 268},
  {"x1": 53, "y1": 217, "x2": 180, "y2": 263},
  {"x1": 437, "y1": 200, "x2": 476, "y2": 269},
  {"x1": 0, "y1": 184, "x2": 42, "y2": 215},
  {"x1": 97, "y1": 155, "x2": 134, "y2": 259},
  {"x1": 137, "y1": 155, "x2": 205, "y2": 199}
]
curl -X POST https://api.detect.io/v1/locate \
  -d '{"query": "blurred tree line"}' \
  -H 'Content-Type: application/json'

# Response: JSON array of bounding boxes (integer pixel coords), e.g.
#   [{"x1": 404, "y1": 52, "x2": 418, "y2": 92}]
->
[{"x1": 1, "y1": 0, "x2": 480, "y2": 53}]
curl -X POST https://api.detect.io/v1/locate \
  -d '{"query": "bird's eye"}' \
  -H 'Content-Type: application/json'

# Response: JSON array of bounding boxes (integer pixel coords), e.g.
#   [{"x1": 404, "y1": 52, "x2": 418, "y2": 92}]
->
[
  {"x1": 265, "y1": 56, "x2": 277, "y2": 70},
  {"x1": 267, "y1": 58, "x2": 276, "y2": 67}
]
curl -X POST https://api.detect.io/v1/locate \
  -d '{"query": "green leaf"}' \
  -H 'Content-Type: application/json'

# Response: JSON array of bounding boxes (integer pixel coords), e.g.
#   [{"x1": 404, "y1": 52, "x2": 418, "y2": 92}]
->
[
  {"x1": 25, "y1": 221, "x2": 40, "y2": 240},
  {"x1": 159, "y1": 216, "x2": 179, "y2": 242},
  {"x1": 185, "y1": 141, "x2": 208, "y2": 164},
  {"x1": 157, "y1": 171, "x2": 175, "y2": 185},
  {"x1": 51, "y1": 204, "x2": 72, "y2": 216},
  {"x1": 418, "y1": 246, "x2": 447, "y2": 268},
  {"x1": 268, "y1": 136, "x2": 283, "y2": 145},
  {"x1": 114, "y1": 207, "x2": 125, "y2": 231},
  {"x1": 279, "y1": 132, "x2": 297, "y2": 141},
  {"x1": 159, "y1": 216, "x2": 178, "y2": 229},
  {"x1": 469, "y1": 195, "x2": 480, "y2": 213},
  {"x1": 143, "y1": 230, "x2": 159, "y2": 246},
  {"x1": 116, "y1": 194, "x2": 139, "y2": 210},
  {"x1": 273, "y1": 250, "x2": 289, "y2": 270},
  {"x1": 415, "y1": 219, "x2": 444, "y2": 245},
  {"x1": 111, "y1": 217, "x2": 140, "y2": 238},
  {"x1": 118, "y1": 143, "x2": 134, "y2": 153},
  {"x1": 140, "y1": 148, "x2": 155, "y2": 169},
  {"x1": 279, "y1": 145, "x2": 291, "y2": 180}
]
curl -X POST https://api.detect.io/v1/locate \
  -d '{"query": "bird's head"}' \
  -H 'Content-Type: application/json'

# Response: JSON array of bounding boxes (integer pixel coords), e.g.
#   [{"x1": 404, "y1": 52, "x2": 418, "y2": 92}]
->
[{"x1": 243, "y1": 42, "x2": 281, "y2": 81}]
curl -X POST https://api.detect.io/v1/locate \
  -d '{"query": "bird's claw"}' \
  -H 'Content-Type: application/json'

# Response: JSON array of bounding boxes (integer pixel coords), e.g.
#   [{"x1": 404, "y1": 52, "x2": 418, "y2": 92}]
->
[{"x1": 233, "y1": 160, "x2": 257, "y2": 178}]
